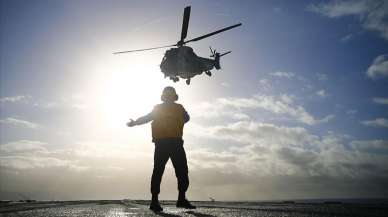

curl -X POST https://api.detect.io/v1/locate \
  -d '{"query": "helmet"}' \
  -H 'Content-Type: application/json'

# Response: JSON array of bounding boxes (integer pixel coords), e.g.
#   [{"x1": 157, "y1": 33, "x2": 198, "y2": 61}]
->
[{"x1": 161, "y1": 86, "x2": 178, "y2": 102}]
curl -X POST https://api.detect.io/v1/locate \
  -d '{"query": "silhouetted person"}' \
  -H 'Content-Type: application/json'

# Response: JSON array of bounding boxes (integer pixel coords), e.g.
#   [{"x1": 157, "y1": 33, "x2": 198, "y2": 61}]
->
[{"x1": 127, "y1": 86, "x2": 196, "y2": 212}]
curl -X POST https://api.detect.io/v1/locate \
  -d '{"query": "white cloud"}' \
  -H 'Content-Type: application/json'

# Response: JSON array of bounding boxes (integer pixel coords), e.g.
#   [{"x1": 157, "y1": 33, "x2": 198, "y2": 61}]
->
[
  {"x1": 316, "y1": 73, "x2": 328, "y2": 81},
  {"x1": 220, "y1": 82, "x2": 230, "y2": 87},
  {"x1": 308, "y1": 0, "x2": 388, "y2": 40},
  {"x1": 191, "y1": 101, "x2": 251, "y2": 121},
  {"x1": 351, "y1": 140, "x2": 388, "y2": 152},
  {"x1": 0, "y1": 140, "x2": 88, "y2": 171},
  {"x1": 0, "y1": 117, "x2": 39, "y2": 129},
  {"x1": 0, "y1": 95, "x2": 30, "y2": 103},
  {"x1": 316, "y1": 89, "x2": 328, "y2": 98},
  {"x1": 258, "y1": 79, "x2": 271, "y2": 90},
  {"x1": 33, "y1": 101, "x2": 60, "y2": 109},
  {"x1": 340, "y1": 33, "x2": 354, "y2": 42},
  {"x1": 308, "y1": 0, "x2": 370, "y2": 17},
  {"x1": 361, "y1": 118, "x2": 388, "y2": 128},
  {"x1": 373, "y1": 97, "x2": 388, "y2": 105},
  {"x1": 207, "y1": 121, "x2": 318, "y2": 146},
  {"x1": 192, "y1": 94, "x2": 334, "y2": 125},
  {"x1": 252, "y1": 94, "x2": 333, "y2": 125},
  {"x1": 0, "y1": 140, "x2": 47, "y2": 153},
  {"x1": 346, "y1": 109, "x2": 358, "y2": 115},
  {"x1": 269, "y1": 71, "x2": 295, "y2": 78},
  {"x1": 367, "y1": 54, "x2": 388, "y2": 79},
  {"x1": 188, "y1": 120, "x2": 388, "y2": 180},
  {"x1": 0, "y1": 156, "x2": 87, "y2": 171}
]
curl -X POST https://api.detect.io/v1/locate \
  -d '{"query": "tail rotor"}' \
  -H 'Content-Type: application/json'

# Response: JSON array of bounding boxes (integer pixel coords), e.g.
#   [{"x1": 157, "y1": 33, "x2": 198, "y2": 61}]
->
[{"x1": 209, "y1": 47, "x2": 231, "y2": 69}]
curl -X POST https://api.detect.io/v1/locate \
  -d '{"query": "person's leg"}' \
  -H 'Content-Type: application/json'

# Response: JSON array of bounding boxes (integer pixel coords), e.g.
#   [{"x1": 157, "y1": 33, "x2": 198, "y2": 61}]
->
[
  {"x1": 170, "y1": 141, "x2": 189, "y2": 199},
  {"x1": 150, "y1": 143, "x2": 170, "y2": 206},
  {"x1": 171, "y1": 142, "x2": 196, "y2": 209}
]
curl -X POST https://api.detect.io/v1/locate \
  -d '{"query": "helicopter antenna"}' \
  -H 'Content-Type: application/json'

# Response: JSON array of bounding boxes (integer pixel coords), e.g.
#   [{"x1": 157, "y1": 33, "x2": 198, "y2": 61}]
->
[{"x1": 209, "y1": 46, "x2": 214, "y2": 56}]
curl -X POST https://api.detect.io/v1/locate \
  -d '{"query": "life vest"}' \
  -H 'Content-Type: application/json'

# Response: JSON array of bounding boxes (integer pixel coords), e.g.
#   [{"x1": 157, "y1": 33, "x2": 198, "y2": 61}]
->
[{"x1": 151, "y1": 103, "x2": 185, "y2": 140}]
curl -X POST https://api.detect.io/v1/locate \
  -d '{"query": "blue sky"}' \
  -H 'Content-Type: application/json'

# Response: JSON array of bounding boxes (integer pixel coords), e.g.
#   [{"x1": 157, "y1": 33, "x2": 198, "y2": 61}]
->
[{"x1": 1, "y1": 0, "x2": 388, "y2": 201}]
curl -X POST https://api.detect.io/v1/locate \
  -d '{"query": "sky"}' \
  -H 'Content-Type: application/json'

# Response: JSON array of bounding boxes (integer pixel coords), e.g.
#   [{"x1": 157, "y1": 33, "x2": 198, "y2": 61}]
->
[{"x1": 0, "y1": 0, "x2": 388, "y2": 201}]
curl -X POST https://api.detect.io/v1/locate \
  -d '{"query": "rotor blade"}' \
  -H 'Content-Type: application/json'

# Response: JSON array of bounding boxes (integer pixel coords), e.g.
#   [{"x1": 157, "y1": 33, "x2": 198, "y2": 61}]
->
[
  {"x1": 113, "y1": 44, "x2": 176, "y2": 54},
  {"x1": 184, "y1": 23, "x2": 242, "y2": 44},
  {"x1": 181, "y1": 6, "x2": 191, "y2": 41},
  {"x1": 220, "y1": 51, "x2": 231, "y2": 57}
]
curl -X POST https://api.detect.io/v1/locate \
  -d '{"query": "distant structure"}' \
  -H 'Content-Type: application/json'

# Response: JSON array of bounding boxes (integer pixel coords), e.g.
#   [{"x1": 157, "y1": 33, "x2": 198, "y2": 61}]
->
[
  {"x1": 18, "y1": 193, "x2": 36, "y2": 203},
  {"x1": 209, "y1": 197, "x2": 215, "y2": 202}
]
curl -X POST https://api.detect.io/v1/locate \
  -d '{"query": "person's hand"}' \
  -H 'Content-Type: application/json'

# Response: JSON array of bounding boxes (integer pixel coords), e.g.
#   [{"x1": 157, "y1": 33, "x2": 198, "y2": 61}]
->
[{"x1": 126, "y1": 119, "x2": 136, "y2": 127}]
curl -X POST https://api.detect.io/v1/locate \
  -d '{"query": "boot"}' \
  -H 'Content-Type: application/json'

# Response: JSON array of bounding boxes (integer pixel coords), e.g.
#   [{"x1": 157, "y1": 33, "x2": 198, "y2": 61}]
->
[
  {"x1": 176, "y1": 199, "x2": 196, "y2": 209},
  {"x1": 149, "y1": 201, "x2": 163, "y2": 212},
  {"x1": 150, "y1": 194, "x2": 163, "y2": 212}
]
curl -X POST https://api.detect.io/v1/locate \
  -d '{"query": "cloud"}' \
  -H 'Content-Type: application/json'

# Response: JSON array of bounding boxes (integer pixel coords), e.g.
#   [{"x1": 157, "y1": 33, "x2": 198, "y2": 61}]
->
[
  {"x1": 0, "y1": 95, "x2": 30, "y2": 103},
  {"x1": 340, "y1": 33, "x2": 354, "y2": 42},
  {"x1": 33, "y1": 101, "x2": 60, "y2": 109},
  {"x1": 367, "y1": 54, "x2": 388, "y2": 79},
  {"x1": 0, "y1": 140, "x2": 88, "y2": 171},
  {"x1": 346, "y1": 109, "x2": 358, "y2": 115},
  {"x1": 192, "y1": 94, "x2": 334, "y2": 125},
  {"x1": 0, "y1": 156, "x2": 71, "y2": 170},
  {"x1": 220, "y1": 82, "x2": 230, "y2": 87},
  {"x1": 0, "y1": 118, "x2": 39, "y2": 129},
  {"x1": 308, "y1": 0, "x2": 370, "y2": 17},
  {"x1": 188, "y1": 148, "x2": 238, "y2": 170},
  {"x1": 373, "y1": 97, "x2": 388, "y2": 105},
  {"x1": 0, "y1": 140, "x2": 47, "y2": 153},
  {"x1": 191, "y1": 101, "x2": 251, "y2": 121},
  {"x1": 308, "y1": 0, "x2": 388, "y2": 40},
  {"x1": 316, "y1": 89, "x2": 328, "y2": 98},
  {"x1": 188, "y1": 120, "x2": 388, "y2": 181},
  {"x1": 351, "y1": 140, "x2": 388, "y2": 152},
  {"x1": 207, "y1": 121, "x2": 318, "y2": 147},
  {"x1": 269, "y1": 71, "x2": 295, "y2": 79},
  {"x1": 316, "y1": 73, "x2": 328, "y2": 81},
  {"x1": 277, "y1": 147, "x2": 317, "y2": 167},
  {"x1": 251, "y1": 94, "x2": 334, "y2": 125},
  {"x1": 361, "y1": 118, "x2": 388, "y2": 128}
]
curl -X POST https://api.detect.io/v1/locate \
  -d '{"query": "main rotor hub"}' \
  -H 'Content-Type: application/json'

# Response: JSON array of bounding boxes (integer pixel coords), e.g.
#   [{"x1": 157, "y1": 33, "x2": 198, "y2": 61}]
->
[{"x1": 177, "y1": 40, "x2": 184, "y2": 47}]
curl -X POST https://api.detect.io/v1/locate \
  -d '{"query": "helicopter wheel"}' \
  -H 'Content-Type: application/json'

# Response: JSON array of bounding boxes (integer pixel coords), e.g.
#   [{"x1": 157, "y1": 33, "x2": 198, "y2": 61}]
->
[
  {"x1": 205, "y1": 71, "x2": 212, "y2": 77},
  {"x1": 171, "y1": 77, "x2": 179, "y2": 82},
  {"x1": 186, "y1": 79, "x2": 191, "y2": 85}
]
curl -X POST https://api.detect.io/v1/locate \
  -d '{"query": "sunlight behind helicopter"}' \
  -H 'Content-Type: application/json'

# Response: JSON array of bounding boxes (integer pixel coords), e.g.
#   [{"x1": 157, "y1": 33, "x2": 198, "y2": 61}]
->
[{"x1": 101, "y1": 55, "x2": 170, "y2": 129}]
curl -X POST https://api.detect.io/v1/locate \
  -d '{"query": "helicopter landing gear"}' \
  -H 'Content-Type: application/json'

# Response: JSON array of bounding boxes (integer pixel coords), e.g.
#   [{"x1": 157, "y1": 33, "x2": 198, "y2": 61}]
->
[
  {"x1": 205, "y1": 71, "x2": 212, "y2": 77},
  {"x1": 186, "y1": 79, "x2": 191, "y2": 85},
  {"x1": 170, "y1": 77, "x2": 179, "y2": 82}
]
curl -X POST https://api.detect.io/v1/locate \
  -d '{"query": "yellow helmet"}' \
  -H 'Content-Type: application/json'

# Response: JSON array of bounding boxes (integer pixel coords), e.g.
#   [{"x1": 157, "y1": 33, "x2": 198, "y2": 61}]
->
[{"x1": 161, "y1": 86, "x2": 178, "y2": 102}]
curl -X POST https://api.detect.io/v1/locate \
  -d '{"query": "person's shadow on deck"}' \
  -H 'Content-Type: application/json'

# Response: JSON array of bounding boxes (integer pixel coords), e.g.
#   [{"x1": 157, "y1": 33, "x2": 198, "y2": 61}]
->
[
  {"x1": 154, "y1": 210, "x2": 216, "y2": 217},
  {"x1": 154, "y1": 212, "x2": 182, "y2": 217},
  {"x1": 185, "y1": 211, "x2": 216, "y2": 217}
]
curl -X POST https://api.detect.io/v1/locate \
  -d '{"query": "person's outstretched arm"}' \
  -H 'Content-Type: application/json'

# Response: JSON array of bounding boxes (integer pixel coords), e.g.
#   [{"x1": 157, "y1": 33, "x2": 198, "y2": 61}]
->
[{"x1": 127, "y1": 111, "x2": 153, "y2": 127}]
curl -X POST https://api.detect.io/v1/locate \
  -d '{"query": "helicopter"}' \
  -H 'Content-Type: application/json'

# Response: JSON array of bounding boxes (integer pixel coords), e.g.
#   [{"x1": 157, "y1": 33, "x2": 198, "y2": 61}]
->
[{"x1": 114, "y1": 6, "x2": 241, "y2": 85}]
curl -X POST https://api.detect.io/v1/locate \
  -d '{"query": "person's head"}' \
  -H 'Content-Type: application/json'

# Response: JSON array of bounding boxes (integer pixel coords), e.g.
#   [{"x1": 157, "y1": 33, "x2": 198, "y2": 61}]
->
[{"x1": 161, "y1": 86, "x2": 178, "y2": 103}]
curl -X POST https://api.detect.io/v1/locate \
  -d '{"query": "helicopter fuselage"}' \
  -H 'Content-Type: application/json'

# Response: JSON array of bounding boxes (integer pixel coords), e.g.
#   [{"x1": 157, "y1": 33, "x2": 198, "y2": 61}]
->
[{"x1": 160, "y1": 46, "x2": 217, "y2": 83}]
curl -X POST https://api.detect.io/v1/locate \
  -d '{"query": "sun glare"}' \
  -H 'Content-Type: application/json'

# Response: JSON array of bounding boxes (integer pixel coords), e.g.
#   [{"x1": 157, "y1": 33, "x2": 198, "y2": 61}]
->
[{"x1": 100, "y1": 55, "x2": 170, "y2": 128}]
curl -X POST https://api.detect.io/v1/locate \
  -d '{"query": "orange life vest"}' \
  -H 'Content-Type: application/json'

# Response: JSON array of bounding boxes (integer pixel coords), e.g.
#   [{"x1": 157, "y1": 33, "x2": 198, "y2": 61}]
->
[{"x1": 151, "y1": 103, "x2": 185, "y2": 140}]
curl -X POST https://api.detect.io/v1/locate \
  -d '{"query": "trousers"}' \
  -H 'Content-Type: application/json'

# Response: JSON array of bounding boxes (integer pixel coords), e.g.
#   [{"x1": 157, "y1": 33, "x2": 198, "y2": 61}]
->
[{"x1": 151, "y1": 138, "x2": 189, "y2": 195}]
